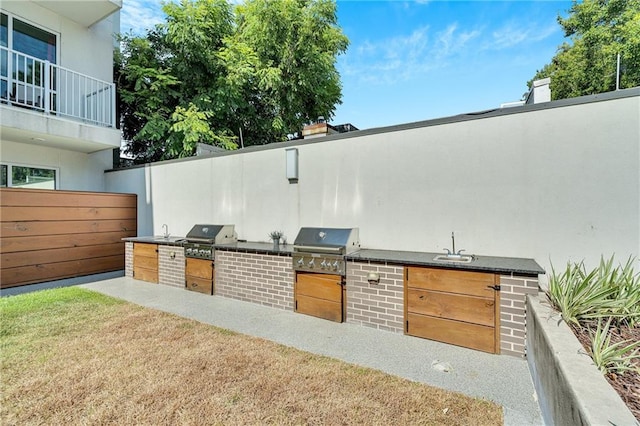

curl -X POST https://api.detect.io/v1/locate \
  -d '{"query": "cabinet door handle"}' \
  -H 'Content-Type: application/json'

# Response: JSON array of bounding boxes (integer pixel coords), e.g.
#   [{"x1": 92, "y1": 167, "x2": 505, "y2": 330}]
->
[{"x1": 487, "y1": 285, "x2": 501, "y2": 291}]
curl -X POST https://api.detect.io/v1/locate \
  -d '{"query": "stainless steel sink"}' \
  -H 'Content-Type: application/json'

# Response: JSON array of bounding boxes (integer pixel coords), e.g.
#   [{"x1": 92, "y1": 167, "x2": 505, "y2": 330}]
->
[
  {"x1": 150, "y1": 236, "x2": 186, "y2": 243},
  {"x1": 433, "y1": 254, "x2": 474, "y2": 263}
]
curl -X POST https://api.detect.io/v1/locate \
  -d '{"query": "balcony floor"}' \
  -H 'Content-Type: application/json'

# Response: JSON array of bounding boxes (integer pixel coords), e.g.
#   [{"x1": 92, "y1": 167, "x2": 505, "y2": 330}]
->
[{"x1": 1, "y1": 103, "x2": 120, "y2": 153}]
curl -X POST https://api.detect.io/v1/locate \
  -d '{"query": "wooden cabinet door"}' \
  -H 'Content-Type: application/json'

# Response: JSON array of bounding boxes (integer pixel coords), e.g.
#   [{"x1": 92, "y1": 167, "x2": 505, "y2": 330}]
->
[
  {"x1": 133, "y1": 254, "x2": 158, "y2": 271},
  {"x1": 134, "y1": 243, "x2": 158, "y2": 258},
  {"x1": 295, "y1": 272, "x2": 344, "y2": 323},
  {"x1": 186, "y1": 258, "x2": 214, "y2": 280},
  {"x1": 405, "y1": 266, "x2": 500, "y2": 354},
  {"x1": 133, "y1": 243, "x2": 158, "y2": 283},
  {"x1": 185, "y1": 258, "x2": 214, "y2": 295},
  {"x1": 406, "y1": 288, "x2": 495, "y2": 327},
  {"x1": 185, "y1": 276, "x2": 214, "y2": 295}
]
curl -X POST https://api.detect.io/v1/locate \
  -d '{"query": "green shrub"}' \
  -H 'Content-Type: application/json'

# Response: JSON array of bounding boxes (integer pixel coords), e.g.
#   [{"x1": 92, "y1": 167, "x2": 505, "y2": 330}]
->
[
  {"x1": 589, "y1": 317, "x2": 640, "y2": 375},
  {"x1": 610, "y1": 257, "x2": 640, "y2": 327},
  {"x1": 547, "y1": 256, "x2": 640, "y2": 327}
]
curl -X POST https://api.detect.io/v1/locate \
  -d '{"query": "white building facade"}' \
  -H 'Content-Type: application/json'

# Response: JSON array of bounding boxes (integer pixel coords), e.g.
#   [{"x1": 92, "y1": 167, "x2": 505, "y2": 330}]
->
[{"x1": 0, "y1": 0, "x2": 121, "y2": 191}]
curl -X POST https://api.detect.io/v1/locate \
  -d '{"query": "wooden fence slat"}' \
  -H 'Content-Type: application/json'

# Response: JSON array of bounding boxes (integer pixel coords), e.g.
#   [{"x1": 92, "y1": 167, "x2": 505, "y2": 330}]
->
[
  {"x1": 1, "y1": 243, "x2": 124, "y2": 269},
  {"x1": 1, "y1": 231, "x2": 132, "y2": 253},
  {"x1": 0, "y1": 189, "x2": 137, "y2": 288},
  {"x1": 1, "y1": 220, "x2": 137, "y2": 237},
  {"x1": 1, "y1": 207, "x2": 137, "y2": 222},
  {"x1": 0, "y1": 188, "x2": 136, "y2": 208},
  {"x1": 0, "y1": 255, "x2": 124, "y2": 287}
]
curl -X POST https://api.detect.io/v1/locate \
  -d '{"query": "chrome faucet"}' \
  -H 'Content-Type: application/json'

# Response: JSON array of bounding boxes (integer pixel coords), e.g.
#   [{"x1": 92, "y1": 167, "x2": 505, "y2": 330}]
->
[
  {"x1": 443, "y1": 232, "x2": 465, "y2": 257},
  {"x1": 162, "y1": 224, "x2": 169, "y2": 238}
]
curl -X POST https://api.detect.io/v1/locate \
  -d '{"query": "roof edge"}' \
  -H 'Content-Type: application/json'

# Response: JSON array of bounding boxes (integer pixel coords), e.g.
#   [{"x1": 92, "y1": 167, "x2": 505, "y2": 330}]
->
[{"x1": 106, "y1": 87, "x2": 640, "y2": 173}]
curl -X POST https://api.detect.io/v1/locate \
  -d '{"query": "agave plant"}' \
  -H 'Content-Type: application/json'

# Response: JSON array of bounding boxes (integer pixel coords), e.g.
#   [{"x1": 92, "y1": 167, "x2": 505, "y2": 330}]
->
[
  {"x1": 589, "y1": 317, "x2": 640, "y2": 375},
  {"x1": 608, "y1": 257, "x2": 640, "y2": 327},
  {"x1": 547, "y1": 257, "x2": 627, "y2": 326}
]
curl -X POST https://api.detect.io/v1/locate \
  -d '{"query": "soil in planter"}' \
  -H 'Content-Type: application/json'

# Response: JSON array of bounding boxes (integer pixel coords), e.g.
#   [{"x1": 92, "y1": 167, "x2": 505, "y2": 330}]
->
[{"x1": 570, "y1": 323, "x2": 640, "y2": 421}]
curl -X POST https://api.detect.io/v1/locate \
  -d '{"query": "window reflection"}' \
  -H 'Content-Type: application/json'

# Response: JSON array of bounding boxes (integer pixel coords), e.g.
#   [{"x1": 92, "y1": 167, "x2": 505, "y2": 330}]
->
[
  {"x1": 0, "y1": 164, "x2": 7, "y2": 187},
  {"x1": 13, "y1": 19, "x2": 56, "y2": 63},
  {"x1": 12, "y1": 166, "x2": 56, "y2": 189},
  {"x1": 0, "y1": 164, "x2": 57, "y2": 189},
  {"x1": 1, "y1": 13, "x2": 7, "y2": 47}
]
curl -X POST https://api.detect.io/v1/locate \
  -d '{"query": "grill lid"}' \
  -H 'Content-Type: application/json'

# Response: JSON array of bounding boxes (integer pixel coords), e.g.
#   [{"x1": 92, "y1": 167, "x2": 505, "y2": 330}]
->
[
  {"x1": 293, "y1": 227, "x2": 360, "y2": 254},
  {"x1": 185, "y1": 224, "x2": 237, "y2": 244}
]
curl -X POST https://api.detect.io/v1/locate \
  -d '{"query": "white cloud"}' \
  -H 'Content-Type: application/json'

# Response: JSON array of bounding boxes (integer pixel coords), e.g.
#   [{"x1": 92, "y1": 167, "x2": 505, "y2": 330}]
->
[
  {"x1": 120, "y1": 0, "x2": 166, "y2": 35},
  {"x1": 342, "y1": 23, "x2": 482, "y2": 85},
  {"x1": 435, "y1": 23, "x2": 481, "y2": 58},
  {"x1": 487, "y1": 22, "x2": 558, "y2": 50},
  {"x1": 341, "y1": 14, "x2": 560, "y2": 88}
]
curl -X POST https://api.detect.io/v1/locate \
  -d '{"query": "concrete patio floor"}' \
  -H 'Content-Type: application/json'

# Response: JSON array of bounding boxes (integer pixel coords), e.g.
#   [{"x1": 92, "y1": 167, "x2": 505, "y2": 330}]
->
[{"x1": 3, "y1": 273, "x2": 543, "y2": 425}]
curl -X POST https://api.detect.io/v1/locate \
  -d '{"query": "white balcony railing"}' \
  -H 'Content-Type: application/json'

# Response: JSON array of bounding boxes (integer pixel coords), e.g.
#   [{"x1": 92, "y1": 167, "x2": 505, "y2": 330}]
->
[{"x1": 1, "y1": 46, "x2": 116, "y2": 128}]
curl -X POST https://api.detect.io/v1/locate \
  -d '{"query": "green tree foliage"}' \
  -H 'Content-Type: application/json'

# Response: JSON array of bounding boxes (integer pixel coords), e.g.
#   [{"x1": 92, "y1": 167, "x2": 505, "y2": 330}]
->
[
  {"x1": 529, "y1": 0, "x2": 640, "y2": 100},
  {"x1": 116, "y1": 0, "x2": 348, "y2": 163}
]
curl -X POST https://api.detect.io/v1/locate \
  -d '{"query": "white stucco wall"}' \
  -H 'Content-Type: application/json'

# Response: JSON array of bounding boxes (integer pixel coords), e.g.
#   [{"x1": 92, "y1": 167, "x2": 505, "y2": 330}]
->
[
  {"x1": 0, "y1": 140, "x2": 113, "y2": 191},
  {"x1": 1, "y1": 1, "x2": 117, "y2": 83},
  {"x1": 105, "y1": 92, "x2": 640, "y2": 273}
]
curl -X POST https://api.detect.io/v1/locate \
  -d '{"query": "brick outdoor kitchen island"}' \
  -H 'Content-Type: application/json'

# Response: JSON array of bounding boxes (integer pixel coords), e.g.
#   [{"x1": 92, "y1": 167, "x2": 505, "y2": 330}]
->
[{"x1": 123, "y1": 238, "x2": 544, "y2": 358}]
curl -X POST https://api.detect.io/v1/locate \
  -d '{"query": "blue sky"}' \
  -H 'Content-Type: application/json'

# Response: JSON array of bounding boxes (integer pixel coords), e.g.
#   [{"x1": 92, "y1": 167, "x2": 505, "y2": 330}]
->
[{"x1": 120, "y1": 0, "x2": 574, "y2": 130}]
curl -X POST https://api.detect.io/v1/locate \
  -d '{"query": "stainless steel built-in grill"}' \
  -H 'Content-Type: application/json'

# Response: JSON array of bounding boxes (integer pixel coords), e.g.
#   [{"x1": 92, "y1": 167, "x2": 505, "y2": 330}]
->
[
  {"x1": 292, "y1": 227, "x2": 360, "y2": 276},
  {"x1": 183, "y1": 224, "x2": 236, "y2": 260}
]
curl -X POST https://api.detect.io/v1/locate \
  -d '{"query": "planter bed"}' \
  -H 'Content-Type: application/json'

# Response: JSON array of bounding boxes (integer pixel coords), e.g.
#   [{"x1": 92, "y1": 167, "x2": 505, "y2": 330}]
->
[{"x1": 526, "y1": 293, "x2": 637, "y2": 425}]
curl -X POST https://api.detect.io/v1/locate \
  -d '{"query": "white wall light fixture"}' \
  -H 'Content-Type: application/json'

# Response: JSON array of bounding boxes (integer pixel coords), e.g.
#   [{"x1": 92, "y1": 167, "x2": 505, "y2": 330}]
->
[{"x1": 286, "y1": 148, "x2": 298, "y2": 183}]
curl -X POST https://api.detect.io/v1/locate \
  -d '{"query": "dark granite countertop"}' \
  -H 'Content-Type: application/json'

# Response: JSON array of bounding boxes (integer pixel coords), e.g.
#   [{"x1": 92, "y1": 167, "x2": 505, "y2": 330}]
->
[
  {"x1": 123, "y1": 237, "x2": 543, "y2": 275},
  {"x1": 346, "y1": 249, "x2": 545, "y2": 276},
  {"x1": 122, "y1": 236, "x2": 187, "y2": 246},
  {"x1": 122, "y1": 237, "x2": 293, "y2": 255}
]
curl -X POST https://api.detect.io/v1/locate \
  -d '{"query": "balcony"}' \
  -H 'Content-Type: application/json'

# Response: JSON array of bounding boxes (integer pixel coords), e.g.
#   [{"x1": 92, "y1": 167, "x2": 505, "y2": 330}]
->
[{"x1": 1, "y1": 46, "x2": 120, "y2": 153}]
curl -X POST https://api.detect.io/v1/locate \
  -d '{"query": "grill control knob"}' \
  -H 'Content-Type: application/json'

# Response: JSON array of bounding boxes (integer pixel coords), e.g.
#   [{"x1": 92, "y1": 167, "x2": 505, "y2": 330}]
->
[
  {"x1": 320, "y1": 260, "x2": 327, "y2": 269},
  {"x1": 332, "y1": 260, "x2": 340, "y2": 271},
  {"x1": 297, "y1": 257, "x2": 305, "y2": 266},
  {"x1": 307, "y1": 259, "x2": 315, "y2": 268}
]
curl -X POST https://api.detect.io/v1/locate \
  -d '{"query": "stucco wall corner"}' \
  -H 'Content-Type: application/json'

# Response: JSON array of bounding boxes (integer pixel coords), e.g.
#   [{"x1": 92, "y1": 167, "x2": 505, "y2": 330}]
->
[{"x1": 526, "y1": 293, "x2": 637, "y2": 426}]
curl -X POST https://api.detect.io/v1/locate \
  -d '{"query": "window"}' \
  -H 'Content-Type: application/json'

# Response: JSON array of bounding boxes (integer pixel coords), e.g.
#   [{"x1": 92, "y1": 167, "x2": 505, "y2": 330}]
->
[
  {"x1": 12, "y1": 18, "x2": 56, "y2": 63},
  {"x1": 1, "y1": 12, "x2": 58, "y2": 104},
  {"x1": 0, "y1": 12, "x2": 57, "y2": 63},
  {"x1": 1, "y1": 13, "x2": 8, "y2": 100},
  {"x1": 0, "y1": 164, "x2": 7, "y2": 187},
  {"x1": 1, "y1": 13, "x2": 7, "y2": 48},
  {"x1": 0, "y1": 163, "x2": 57, "y2": 189}
]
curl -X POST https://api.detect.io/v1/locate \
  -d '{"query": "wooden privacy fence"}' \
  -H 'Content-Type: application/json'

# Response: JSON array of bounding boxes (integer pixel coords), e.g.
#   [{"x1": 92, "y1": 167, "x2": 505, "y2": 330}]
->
[{"x1": 0, "y1": 188, "x2": 137, "y2": 288}]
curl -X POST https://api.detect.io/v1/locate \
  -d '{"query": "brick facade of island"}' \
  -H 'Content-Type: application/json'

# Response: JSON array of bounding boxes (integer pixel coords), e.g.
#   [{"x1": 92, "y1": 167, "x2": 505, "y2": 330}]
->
[
  {"x1": 346, "y1": 261, "x2": 405, "y2": 333},
  {"x1": 214, "y1": 250, "x2": 294, "y2": 310},
  {"x1": 345, "y1": 258, "x2": 540, "y2": 358},
  {"x1": 124, "y1": 242, "x2": 133, "y2": 277},
  {"x1": 499, "y1": 275, "x2": 540, "y2": 357},
  {"x1": 158, "y1": 245, "x2": 185, "y2": 288}
]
